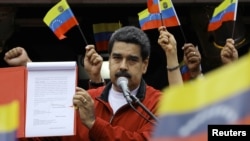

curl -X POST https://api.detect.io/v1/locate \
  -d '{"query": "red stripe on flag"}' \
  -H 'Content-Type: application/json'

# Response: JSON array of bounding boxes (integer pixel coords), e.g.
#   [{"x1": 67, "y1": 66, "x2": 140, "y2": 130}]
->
[
  {"x1": 162, "y1": 16, "x2": 180, "y2": 27},
  {"x1": 141, "y1": 19, "x2": 162, "y2": 30},
  {"x1": 95, "y1": 40, "x2": 109, "y2": 52},
  {"x1": 141, "y1": 16, "x2": 179, "y2": 30},
  {"x1": 208, "y1": 12, "x2": 234, "y2": 31},
  {"x1": 54, "y1": 17, "x2": 79, "y2": 40},
  {"x1": 147, "y1": 0, "x2": 160, "y2": 13}
]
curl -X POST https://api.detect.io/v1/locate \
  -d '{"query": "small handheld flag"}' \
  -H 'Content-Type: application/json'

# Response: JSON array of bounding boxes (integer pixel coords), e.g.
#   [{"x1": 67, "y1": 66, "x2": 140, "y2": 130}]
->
[
  {"x1": 208, "y1": 0, "x2": 238, "y2": 31},
  {"x1": 93, "y1": 22, "x2": 121, "y2": 52},
  {"x1": 43, "y1": 0, "x2": 79, "y2": 40},
  {"x1": 139, "y1": 0, "x2": 180, "y2": 31}
]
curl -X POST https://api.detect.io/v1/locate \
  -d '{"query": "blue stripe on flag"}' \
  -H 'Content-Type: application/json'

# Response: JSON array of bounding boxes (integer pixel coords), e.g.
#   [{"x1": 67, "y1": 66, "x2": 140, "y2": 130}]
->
[
  {"x1": 0, "y1": 130, "x2": 17, "y2": 141},
  {"x1": 49, "y1": 9, "x2": 75, "y2": 31},
  {"x1": 139, "y1": 7, "x2": 176, "y2": 26},
  {"x1": 210, "y1": 3, "x2": 236, "y2": 23},
  {"x1": 94, "y1": 32, "x2": 113, "y2": 42}
]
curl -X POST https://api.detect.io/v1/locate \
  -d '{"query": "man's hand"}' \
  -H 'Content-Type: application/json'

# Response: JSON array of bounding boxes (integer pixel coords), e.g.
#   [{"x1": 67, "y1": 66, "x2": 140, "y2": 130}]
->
[
  {"x1": 182, "y1": 44, "x2": 202, "y2": 78},
  {"x1": 158, "y1": 26, "x2": 177, "y2": 54},
  {"x1": 83, "y1": 45, "x2": 103, "y2": 82},
  {"x1": 221, "y1": 38, "x2": 238, "y2": 64},
  {"x1": 4, "y1": 47, "x2": 31, "y2": 66},
  {"x1": 73, "y1": 87, "x2": 95, "y2": 129}
]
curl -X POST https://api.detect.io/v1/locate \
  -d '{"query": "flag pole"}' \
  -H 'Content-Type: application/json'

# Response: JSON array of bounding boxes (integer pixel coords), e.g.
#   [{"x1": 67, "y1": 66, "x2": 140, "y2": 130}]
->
[
  {"x1": 232, "y1": 0, "x2": 238, "y2": 39},
  {"x1": 179, "y1": 26, "x2": 187, "y2": 43},
  {"x1": 157, "y1": 0, "x2": 165, "y2": 26},
  {"x1": 76, "y1": 25, "x2": 88, "y2": 46},
  {"x1": 232, "y1": 21, "x2": 236, "y2": 39}
]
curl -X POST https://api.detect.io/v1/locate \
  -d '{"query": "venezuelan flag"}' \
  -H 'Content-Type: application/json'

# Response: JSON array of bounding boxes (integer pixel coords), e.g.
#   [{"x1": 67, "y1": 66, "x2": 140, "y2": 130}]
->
[
  {"x1": 151, "y1": 52, "x2": 250, "y2": 141},
  {"x1": 43, "y1": 0, "x2": 79, "y2": 40},
  {"x1": 93, "y1": 23, "x2": 121, "y2": 52},
  {"x1": 139, "y1": 0, "x2": 180, "y2": 30},
  {"x1": 208, "y1": 0, "x2": 238, "y2": 31},
  {"x1": 0, "y1": 101, "x2": 19, "y2": 141}
]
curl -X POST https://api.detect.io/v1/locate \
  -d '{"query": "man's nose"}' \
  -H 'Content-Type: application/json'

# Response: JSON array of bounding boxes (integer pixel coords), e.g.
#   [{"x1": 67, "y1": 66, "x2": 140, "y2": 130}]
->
[{"x1": 119, "y1": 59, "x2": 128, "y2": 71}]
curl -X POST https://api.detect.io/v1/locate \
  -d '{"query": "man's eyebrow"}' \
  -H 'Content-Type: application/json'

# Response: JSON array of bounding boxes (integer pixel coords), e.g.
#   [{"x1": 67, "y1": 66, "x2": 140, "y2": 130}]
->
[
  {"x1": 128, "y1": 55, "x2": 139, "y2": 59},
  {"x1": 111, "y1": 52, "x2": 121, "y2": 56}
]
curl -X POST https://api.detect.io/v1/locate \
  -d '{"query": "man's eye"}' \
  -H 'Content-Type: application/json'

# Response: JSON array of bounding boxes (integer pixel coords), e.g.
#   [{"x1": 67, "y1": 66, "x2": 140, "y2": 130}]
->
[{"x1": 130, "y1": 58, "x2": 138, "y2": 62}]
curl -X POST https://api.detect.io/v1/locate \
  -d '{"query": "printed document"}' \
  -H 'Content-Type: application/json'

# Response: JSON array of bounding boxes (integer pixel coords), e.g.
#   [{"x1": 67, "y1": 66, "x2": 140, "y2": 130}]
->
[{"x1": 25, "y1": 62, "x2": 76, "y2": 137}]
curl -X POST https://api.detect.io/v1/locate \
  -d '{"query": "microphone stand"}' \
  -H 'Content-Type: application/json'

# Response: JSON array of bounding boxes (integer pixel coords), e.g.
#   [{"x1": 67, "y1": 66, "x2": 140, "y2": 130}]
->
[{"x1": 130, "y1": 94, "x2": 158, "y2": 122}]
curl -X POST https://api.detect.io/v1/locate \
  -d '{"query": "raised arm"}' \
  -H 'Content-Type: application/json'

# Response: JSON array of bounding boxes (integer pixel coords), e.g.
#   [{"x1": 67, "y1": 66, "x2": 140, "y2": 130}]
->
[
  {"x1": 157, "y1": 26, "x2": 183, "y2": 86},
  {"x1": 4, "y1": 47, "x2": 32, "y2": 66},
  {"x1": 82, "y1": 45, "x2": 105, "y2": 88}
]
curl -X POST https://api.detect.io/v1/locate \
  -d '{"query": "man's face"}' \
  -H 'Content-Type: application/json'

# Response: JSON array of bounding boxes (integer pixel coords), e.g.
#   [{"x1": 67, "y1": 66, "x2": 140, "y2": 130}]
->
[{"x1": 109, "y1": 41, "x2": 148, "y2": 92}]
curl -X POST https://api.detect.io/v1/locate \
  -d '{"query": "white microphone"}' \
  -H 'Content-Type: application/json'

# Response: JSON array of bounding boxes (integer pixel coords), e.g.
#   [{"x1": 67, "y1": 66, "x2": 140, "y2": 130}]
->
[{"x1": 116, "y1": 77, "x2": 133, "y2": 103}]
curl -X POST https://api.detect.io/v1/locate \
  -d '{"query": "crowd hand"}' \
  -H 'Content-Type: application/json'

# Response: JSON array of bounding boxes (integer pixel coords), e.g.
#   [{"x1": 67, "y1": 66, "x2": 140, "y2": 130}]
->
[
  {"x1": 182, "y1": 43, "x2": 201, "y2": 76},
  {"x1": 4, "y1": 47, "x2": 31, "y2": 66},
  {"x1": 221, "y1": 38, "x2": 238, "y2": 64},
  {"x1": 73, "y1": 87, "x2": 95, "y2": 129},
  {"x1": 158, "y1": 26, "x2": 177, "y2": 55},
  {"x1": 83, "y1": 45, "x2": 103, "y2": 82}
]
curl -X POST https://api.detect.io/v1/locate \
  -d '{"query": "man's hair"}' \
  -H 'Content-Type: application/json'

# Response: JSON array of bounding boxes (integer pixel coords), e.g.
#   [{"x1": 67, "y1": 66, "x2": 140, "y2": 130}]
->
[{"x1": 108, "y1": 26, "x2": 151, "y2": 60}]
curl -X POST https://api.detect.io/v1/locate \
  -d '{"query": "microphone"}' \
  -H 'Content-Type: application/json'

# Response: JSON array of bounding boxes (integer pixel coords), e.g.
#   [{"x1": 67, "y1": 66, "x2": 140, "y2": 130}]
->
[
  {"x1": 116, "y1": 77, "x2": 133, "y2": 103},
  {"x1": 117, "y1": 77, "x2": 158, "y2": 123}
]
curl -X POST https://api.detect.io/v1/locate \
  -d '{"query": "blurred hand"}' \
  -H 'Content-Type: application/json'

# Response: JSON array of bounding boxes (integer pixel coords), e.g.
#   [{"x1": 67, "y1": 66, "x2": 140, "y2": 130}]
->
[{"x1": 182, "y1": 43, "x2": 202, "y2": 78}]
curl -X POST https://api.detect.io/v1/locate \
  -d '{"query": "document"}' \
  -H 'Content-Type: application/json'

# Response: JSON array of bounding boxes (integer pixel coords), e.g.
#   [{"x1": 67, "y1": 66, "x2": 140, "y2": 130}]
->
[{"x1": 25, "y1": 62, "x2": 76, "y2": 137}]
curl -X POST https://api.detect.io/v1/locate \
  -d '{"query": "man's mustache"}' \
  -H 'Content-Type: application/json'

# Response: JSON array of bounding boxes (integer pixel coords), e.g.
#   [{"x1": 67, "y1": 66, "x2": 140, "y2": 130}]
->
[{"x1": 115, "y1": 71, "x2": 131, "y2": 79}]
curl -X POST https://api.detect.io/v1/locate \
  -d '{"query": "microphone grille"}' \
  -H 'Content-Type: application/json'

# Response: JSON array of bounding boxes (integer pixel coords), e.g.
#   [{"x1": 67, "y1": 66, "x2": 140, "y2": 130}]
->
[{"x1": 117, "y1": 77, "x2": 128, "y2": 86}]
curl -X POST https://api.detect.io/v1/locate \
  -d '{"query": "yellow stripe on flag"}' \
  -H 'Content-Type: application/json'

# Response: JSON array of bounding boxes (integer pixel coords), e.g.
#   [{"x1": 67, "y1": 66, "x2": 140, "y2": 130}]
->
[
  {"x1": 157, "y1": 52, "x2": 250, "y2": 115},
  {"x1": 93, "y1": 23, "x2": 121, "y2": 34},
  {"x1": 159, "y1": 0, "x2": 173, "y2": 11},
  {"x1": 43, "y1": 0, "x2": 70, "y2": 26},
  {"x1": 0, "y1": 100, "x2": 19, "y2": 132},
  {"x1": 212, "y1": 0, "x2": 237, "y2": 17},
  {"x1": 138, "y1": 9, "x2": 150, "y2": 21}
]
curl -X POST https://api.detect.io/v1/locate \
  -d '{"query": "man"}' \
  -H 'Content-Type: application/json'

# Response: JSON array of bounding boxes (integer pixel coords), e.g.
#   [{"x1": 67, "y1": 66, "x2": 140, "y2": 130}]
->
[{"x1": 62, "y1": 26, "x2": 164, "y2": 141}]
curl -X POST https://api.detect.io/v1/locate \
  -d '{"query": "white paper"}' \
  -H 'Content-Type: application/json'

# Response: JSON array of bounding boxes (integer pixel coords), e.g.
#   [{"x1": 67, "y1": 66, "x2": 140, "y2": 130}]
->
[{"x1": 25, "y1": 61, "x2": 76, "y2": 137}]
